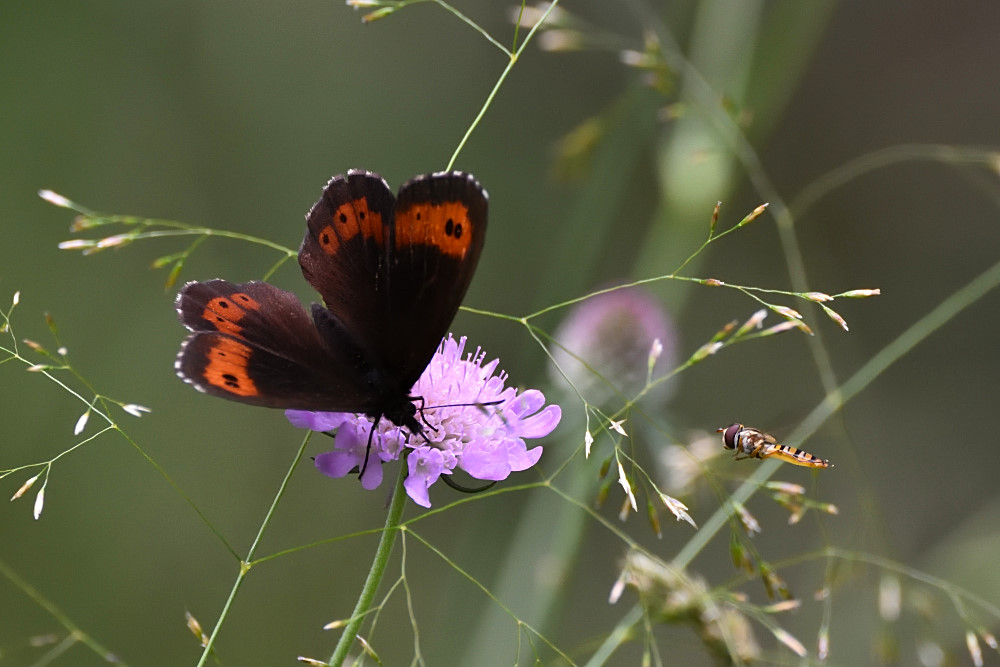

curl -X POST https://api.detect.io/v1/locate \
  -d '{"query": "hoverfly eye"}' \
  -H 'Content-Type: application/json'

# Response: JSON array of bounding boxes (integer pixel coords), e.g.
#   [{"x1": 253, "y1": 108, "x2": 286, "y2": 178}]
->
[{"x1": 722, "y1": 423, "x2": 742, "y2": 449}]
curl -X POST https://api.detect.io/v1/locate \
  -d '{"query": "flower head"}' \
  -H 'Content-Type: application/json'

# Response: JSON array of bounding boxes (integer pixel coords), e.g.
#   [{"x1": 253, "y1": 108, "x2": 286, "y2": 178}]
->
[
  {"x1": 549, "y1": 287, "x2": 677, "y2": 404},
  {"x1": 287, "y1": 335, "x2": 561, "y2": 507}
]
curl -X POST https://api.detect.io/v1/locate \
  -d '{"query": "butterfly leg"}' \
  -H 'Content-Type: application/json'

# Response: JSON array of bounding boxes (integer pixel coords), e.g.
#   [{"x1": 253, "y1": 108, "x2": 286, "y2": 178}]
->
[
  {"x1": 414, "y1": 396, "x2": 440, "y2": 434},
  {"x1": 358, "y1": 413, "x2": 382, "y2": 478}
]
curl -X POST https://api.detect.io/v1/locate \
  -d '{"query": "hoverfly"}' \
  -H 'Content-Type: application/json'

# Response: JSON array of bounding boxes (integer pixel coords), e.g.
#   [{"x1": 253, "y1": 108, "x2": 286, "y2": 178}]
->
[{"x1": 717, "y1": 423, "x2": 831, "y2": 469}]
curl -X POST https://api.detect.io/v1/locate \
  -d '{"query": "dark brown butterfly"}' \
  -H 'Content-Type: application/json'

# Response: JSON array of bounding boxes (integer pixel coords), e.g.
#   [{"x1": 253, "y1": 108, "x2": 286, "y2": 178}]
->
[{"x1": 175, "y1": 170, "x2": 488, "y2": 436}]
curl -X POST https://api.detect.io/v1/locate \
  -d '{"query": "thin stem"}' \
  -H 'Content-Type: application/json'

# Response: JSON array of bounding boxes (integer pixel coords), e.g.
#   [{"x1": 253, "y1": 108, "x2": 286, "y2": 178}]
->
[
  {"x1": 328, "y1": 456, "x2": 409, "y2": 666},
  {"x1": 445, "y1": 0, "x2": 560, "y2": 170},
  {"x1": 434, "y1": 0, "x2": 509, "y2": 55},
  {"x1": 790, "y1": 144, "x2": 1000, "y2": 218},
  {"x1": 197, "y1": 434, "x2": 310, "y2": 667},
  {"x1": 111, "y1": 228, "x2": 295, "y2": 256},
  {"x1": 583, "y1": 604, "x2": 644, "y2": 667},
  {"x1": 0, "y1": 558, "x2": 119, "y2": 663}
]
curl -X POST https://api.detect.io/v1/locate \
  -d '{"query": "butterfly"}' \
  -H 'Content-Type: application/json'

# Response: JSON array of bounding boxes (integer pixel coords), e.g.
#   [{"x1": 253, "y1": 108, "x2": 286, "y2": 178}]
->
[{"x1": 175, "y1": 170, "x2": 488, "y2": 437}]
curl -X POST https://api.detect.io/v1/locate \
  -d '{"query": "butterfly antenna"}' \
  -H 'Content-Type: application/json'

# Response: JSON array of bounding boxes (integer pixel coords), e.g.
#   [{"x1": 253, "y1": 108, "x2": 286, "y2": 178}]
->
[{"x1": 417, "y1": 399, "x2": 505, "y2": 428}]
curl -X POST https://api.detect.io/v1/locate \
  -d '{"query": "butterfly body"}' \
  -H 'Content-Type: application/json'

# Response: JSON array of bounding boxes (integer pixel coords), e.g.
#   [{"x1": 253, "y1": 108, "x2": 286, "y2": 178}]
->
[{"x1": 175, "y1": 170, "x2": 488, "y2": 431}]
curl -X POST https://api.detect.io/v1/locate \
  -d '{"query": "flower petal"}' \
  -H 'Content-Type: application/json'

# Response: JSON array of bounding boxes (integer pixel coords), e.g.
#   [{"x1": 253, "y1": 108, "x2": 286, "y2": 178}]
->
[
  {"x1": 315, "y1": 451, "x2": 360, "y2": 479},
  {"x1": 358, "y1": 457, "x2": 383, "y2": 490},
  {"x1": 461, "y1": 449, "x2": 511, "y2": 480},
  {"x1": 505, "y1": 442, "x2": 543, "y2": 472},
  {"x1": 508, "y1": 389, "x2": 545, "y2": 417},
  {"x1": 517, "y1": 404, "x2": 562, "y2": 439},
  {"x1": 285, "y1": 410, "x2": 349, "y2": 431},
  {"x1": 404, "y1": 476, "x2": 431, "y2": 508},
  {"x1": 405, "y1": 447, "x2": 447, "y2": 507}
]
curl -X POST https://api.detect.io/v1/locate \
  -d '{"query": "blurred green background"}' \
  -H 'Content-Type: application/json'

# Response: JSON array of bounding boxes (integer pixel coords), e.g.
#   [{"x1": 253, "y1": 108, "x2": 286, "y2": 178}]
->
[{"x1": 3, "y1": 1, "x2": 1000, "y2": 665}]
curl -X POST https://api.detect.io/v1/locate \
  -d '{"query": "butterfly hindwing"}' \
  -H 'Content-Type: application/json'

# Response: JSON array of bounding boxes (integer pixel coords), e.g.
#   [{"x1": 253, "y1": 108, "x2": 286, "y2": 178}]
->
[{"x1": 175, "y1": 280, "x2": 376, "y2": 412}]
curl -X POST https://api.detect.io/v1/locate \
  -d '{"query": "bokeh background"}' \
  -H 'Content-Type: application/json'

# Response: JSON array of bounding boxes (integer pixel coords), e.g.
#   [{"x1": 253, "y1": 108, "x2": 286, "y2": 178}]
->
[{"x1": 3, "y1": 1, "x2": 1000, "y2": 665}]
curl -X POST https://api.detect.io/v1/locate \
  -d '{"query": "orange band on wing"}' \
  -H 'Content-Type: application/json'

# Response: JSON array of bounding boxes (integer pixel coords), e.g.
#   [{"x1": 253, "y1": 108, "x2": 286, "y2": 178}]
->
[
  {"x1": 395, "y1": 201, "x2": 473, "y2": 258},
  {"x1": 202, "y1": 293, "x2": 260, "y2": 336},
  {"x1": 203, "y1": 337, "x2": 259, "y2": 397},
  {"x1": 317, "y1": 197, "x2": 385, "y2": 256}
]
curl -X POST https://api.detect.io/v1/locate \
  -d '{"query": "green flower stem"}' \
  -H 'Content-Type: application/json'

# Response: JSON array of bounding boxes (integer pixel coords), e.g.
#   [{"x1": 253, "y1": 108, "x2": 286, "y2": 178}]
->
[
  {"x1": 328, "y1": 455, "x2": 409, "y2": 666},
  {"x1": 198, "y1": 435, "x2": 311, "y2": 667},
  {"x1": 583, "y1": 604, "x2": 643, "y2": 667}
]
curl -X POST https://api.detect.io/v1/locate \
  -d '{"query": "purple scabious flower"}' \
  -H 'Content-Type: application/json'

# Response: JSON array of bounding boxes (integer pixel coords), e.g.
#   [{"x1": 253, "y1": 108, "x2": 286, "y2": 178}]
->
[
  {"x1": 549, "y1": 286, "x2": 677, "y2": 404},
  {"x1": 286, "y1": 334, "x2": 561, "y2": 508}
]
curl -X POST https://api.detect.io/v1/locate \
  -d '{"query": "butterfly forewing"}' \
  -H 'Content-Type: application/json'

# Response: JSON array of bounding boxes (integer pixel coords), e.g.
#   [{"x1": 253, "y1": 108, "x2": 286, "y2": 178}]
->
[
  {"x1": 298, "y1": 171, "x2": 395, "y2": 344},
  {"x1": 382, "y1": 172, "x2": 488, "y2": 386},
  {"x1": 298, "y1": 171, "x2": 488, "y2": 394}
]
